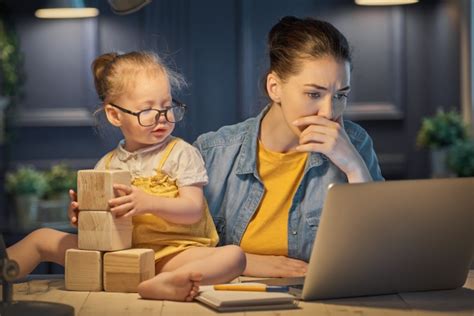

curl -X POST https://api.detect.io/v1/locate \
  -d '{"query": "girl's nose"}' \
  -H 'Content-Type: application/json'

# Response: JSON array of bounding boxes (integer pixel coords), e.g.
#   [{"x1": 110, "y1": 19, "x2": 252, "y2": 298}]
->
[{"x1": 155, "y1": 111, "x2": 167, "y2": 124}]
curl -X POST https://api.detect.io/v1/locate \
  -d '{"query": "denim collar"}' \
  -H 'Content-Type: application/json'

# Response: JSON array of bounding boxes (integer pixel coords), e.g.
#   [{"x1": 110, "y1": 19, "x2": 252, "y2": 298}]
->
[{"x1": 235, "y1": 105, "x2": 324, "y2": 176}]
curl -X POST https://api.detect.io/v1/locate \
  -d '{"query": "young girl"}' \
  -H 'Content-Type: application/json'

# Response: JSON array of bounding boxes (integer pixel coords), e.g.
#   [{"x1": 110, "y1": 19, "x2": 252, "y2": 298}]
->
[
  {"x1": 7, "y1": 51, "x2": 246, "y2": 302},
  {"x1": 194, "y1": 16, "x2": 384, "y2": 278}
]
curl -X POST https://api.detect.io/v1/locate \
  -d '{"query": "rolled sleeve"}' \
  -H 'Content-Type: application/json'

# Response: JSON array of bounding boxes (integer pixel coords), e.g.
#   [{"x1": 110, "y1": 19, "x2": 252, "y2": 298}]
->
[{"x1": 165, "y1": 141, "x2": 209, "y2": 187}]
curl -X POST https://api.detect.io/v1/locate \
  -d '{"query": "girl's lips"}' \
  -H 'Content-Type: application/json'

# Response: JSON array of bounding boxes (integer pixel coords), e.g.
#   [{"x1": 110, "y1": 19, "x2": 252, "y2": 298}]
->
[
  {"x1": 152, "y1": 126, "x2": 167, "y2": 133},
  {"x1": 151, "y1": 128, "x2": 167, "y2": 136}
]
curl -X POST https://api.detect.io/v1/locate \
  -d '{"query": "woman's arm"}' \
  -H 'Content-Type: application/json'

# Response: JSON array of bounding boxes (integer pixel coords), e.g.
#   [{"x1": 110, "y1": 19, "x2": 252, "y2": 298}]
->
[
  {"x1": 108, "y1": 184, "x2": 204, "y2": 224},
  {"x1": 343, "y1": 151, "x2": 373, "y2": 183},
  {"x1": 243, "y1": 253, "x2": 308, "y2": 277}
]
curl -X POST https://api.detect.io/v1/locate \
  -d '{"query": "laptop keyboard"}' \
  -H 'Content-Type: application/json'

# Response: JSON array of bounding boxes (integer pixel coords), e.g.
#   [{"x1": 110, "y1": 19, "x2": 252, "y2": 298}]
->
[
  {"x1": 290, "y1": 283, "x2": 304, "y2": 290},
  {"x1": 242, "y1": 276, "x2": 305, "y2": 287}
]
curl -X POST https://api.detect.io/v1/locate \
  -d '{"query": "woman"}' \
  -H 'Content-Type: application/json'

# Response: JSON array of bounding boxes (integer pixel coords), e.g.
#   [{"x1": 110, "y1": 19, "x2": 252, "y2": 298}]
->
[{"x1": 194, "y1": 16, "x2": 384, "y2": 277}]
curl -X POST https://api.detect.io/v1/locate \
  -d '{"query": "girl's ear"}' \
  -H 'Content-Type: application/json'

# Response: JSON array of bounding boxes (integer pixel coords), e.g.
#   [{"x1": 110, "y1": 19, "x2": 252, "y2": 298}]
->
[
  {"x1": 266, "y1": 72, "x2": 282, "y2": 104},
  {"x1": 104, "y1": 104, "x2": 122, "y2": 127}
]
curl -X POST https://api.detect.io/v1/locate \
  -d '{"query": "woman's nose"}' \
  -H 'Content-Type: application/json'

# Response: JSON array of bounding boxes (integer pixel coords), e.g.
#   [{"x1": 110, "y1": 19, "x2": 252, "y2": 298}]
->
[{"x1": 318, "y1": 97, "x2": 334, "y2": 120}]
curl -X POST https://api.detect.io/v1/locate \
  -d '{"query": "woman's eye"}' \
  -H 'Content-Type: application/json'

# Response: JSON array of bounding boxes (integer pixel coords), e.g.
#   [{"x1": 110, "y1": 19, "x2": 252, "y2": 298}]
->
[
  {"x1": 307, "y1": 92, "x2": 321, "y2": 99},
  {"x1": 334, "y1": 93, "x2": 348, "y2": 100}
]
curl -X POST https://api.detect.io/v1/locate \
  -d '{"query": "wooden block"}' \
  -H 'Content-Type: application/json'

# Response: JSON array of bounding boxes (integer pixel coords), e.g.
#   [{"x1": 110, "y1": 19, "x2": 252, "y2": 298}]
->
[
  {"x1": 104, "y1": 248, "x2": 155, "y2": 293},
  {"x1": 65, "y1": 248, "x2": 103, "y2": 291},
  {"x1": 78, "y1": 211, "x2": 133, "y2": 251},
  {"x1": 77, "y1": 169, "x2": 131, "y2": 211}
]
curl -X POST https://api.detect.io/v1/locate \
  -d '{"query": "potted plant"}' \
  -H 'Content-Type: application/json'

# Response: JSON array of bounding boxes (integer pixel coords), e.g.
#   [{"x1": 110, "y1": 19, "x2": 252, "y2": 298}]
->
[
  {"x1": 5, "y1": 166, "x2": 48, "y2": 228},
  {"x1": 0, "y1": 3, "x2": 25, "y2": 225},
  {"x1": 40, "y1": 163, "x2": 77, "y2": 222},
  {"x1": 447, "y1": 140, "x2": 474, "y2": 177},
  {"x1": 0, "y1": 2, "x2": 24, "y2": 143},
  {"x1": 416, "y1": 110, "x2": 468, "y2": 177}
]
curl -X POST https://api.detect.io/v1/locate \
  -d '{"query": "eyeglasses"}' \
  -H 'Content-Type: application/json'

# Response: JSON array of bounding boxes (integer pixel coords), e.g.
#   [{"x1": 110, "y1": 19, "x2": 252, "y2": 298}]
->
[{"x1": 109, "y1": 99, "x2": 187, "y2": 126}]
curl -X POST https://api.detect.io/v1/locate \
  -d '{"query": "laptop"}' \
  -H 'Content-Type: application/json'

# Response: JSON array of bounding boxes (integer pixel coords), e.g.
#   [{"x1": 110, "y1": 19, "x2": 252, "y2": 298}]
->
[{"x1": 249, "y1": 177, "x2": 474, "y2": 300}]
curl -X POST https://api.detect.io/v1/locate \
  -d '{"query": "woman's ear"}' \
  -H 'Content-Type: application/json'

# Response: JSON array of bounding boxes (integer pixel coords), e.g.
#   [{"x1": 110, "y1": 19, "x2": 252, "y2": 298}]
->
[
  {"x1": 266, "y1": 72, "x2": 282, "y2": 104},
  {"x1": 104, "y1": 104, "x2": 122, "y2": 127}
]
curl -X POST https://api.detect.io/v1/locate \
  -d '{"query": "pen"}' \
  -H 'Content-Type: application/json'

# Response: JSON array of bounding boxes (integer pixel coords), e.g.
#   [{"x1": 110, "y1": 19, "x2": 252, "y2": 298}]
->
[{"x1": 213, "y1": 284, "x2": 290, "y2": 292}]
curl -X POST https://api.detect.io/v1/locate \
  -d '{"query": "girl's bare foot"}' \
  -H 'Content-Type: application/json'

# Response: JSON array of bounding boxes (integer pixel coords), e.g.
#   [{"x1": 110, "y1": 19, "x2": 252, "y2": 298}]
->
[{"x1": 137, "y1": 271, "x2": 202, "y2": 301}]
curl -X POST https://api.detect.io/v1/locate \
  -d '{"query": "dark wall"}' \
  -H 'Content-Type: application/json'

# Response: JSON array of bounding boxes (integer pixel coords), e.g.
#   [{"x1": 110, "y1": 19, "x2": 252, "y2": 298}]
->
[{"x1": 0, "y1": 0, "x2": 463, "y2": 222}]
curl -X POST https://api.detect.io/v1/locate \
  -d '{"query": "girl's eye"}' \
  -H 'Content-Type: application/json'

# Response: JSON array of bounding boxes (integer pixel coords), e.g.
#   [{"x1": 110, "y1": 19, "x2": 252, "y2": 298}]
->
[
  {"x1": 138, "y1": 104, "x2": 153, "y2": 111},
  {"x1": 307, "y1": 92, "x2": 321, "y2": 99}
]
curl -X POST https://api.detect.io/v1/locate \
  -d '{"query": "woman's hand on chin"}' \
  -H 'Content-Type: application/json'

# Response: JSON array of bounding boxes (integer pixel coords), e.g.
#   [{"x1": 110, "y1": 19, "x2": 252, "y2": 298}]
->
[{"x1": 293, "y1": 115, "x2": 372, "y2": 183}]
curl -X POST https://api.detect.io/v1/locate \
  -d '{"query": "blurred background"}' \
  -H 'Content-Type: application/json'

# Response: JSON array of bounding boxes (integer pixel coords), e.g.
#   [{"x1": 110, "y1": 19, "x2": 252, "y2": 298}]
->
[{"x1": 0, "y1": 0, "x2": 473, "y2": 272}]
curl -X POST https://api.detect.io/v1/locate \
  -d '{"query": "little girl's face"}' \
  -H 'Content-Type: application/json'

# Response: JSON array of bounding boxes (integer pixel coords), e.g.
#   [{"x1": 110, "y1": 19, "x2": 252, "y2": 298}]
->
[{"x1": 112, "y1": 70, "x2": 175, "y2": 152}]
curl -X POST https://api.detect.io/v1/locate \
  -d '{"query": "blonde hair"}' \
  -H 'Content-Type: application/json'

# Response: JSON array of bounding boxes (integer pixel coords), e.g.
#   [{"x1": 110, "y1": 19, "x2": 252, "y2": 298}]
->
[{"x1": 91, "y1": 51, "x2": 186, "y2": 102}]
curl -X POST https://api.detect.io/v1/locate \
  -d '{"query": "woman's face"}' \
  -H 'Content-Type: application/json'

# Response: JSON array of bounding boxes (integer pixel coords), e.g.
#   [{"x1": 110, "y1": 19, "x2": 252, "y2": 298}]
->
[
  {"x1": 271, "y1": 55, "x2": 351, "y2": 137},
  {"x1": 106, "y1": 70, "x2": 175, "y2": 152}
]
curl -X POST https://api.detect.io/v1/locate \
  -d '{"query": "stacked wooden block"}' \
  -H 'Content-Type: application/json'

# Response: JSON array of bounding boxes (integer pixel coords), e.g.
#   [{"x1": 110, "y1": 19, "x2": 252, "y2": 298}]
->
[{"x1": 65, "y1": 170, "x2": 155, "y2": 292}]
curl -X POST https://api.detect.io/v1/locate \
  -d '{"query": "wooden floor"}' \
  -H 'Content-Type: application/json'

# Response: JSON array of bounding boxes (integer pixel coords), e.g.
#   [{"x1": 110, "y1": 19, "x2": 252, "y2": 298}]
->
[{"x1": 2, "y1": 271, "x2": 474, "y2": 315}]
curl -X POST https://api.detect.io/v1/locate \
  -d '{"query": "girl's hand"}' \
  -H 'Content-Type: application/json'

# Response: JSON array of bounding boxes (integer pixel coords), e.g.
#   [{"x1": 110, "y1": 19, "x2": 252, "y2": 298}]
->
[
  {"x1": 108, "y1": 184, "x2": 155, "y2": 218},
  {"x1": 243, "y1": 253, "x2": 308, "y2": 277},
  {"x1": 293, "y1": 115, "x2": 371, "y2": 182},
  {"x1": 67, "y1": 189, "x2": 79, "y2": 227}
]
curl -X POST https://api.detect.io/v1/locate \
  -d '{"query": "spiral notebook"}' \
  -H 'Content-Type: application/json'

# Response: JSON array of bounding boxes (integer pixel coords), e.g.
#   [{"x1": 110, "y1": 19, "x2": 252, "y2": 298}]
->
[{"x1": 195, "y1": 283, "x2": 298, "y2": 312}]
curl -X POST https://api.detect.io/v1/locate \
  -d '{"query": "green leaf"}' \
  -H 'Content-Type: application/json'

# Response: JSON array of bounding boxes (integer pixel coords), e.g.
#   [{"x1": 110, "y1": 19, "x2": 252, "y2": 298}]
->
[
  {"x1": 5, "y1": 166, "x2": 48, "y2": 195},
  {"x1": 416, "y1": 110, "x2": 468, "y2": 149}
]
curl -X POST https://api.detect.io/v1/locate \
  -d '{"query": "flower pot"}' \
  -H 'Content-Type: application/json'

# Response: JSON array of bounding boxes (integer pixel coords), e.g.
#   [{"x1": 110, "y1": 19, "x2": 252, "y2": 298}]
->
[
  {"x1": 38, "y1": 193, "x2": 69, "y2": 223},
  {"x1": 430, "y1": 148, "x2": 454, "y2": 178},
  {"x1": 14, "y1": 194, "x2": 40, "y2": 229}
]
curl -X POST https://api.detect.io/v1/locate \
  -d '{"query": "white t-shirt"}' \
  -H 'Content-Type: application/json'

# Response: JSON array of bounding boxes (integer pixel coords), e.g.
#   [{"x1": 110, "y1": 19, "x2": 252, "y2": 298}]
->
[{"x1": 95, "y1": 136, "x2": 208, "y2": 187}]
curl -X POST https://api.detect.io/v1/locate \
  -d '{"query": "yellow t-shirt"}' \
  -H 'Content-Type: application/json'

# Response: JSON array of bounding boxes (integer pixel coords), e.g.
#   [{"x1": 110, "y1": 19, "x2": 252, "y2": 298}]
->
[{"x1": 240, "y1": 140, "x2": 308, "y2": 256}]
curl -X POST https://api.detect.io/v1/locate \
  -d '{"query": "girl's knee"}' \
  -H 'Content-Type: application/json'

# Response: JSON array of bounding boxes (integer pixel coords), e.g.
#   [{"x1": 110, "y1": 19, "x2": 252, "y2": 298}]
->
[
  {"x1": 28, "y1": 227, "x2": 56, "y2": 241},
  {"x1": 29, "y1": 228, "x2": 71, "y2": 245},
  {"x1": 28, "y1": 228, "x2": 76, "y2": 261},
  {"x1": 28, "y1": 228, "x2": 59, "y2": 255}
]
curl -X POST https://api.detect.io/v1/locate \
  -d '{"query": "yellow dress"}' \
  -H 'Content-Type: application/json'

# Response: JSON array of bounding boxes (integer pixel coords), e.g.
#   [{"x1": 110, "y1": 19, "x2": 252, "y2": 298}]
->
[{"x1": 104, "y1": 138, "x2": 219, "y2": 262}]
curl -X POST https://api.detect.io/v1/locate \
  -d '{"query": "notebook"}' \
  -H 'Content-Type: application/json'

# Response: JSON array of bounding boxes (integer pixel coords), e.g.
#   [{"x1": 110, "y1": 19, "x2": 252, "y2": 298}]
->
[
  {"x1": 249, "y1": 177, "x2": 474, "y2": 300},
  {"x1": 195, "y1": 283, "x2": 298, "y2": 312}
]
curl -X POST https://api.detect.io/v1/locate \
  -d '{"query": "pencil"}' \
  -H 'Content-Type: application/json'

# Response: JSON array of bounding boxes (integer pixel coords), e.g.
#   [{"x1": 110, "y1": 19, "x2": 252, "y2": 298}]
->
[{"x1": 213, "y1": 284, "x2": 290, "y2": 292}]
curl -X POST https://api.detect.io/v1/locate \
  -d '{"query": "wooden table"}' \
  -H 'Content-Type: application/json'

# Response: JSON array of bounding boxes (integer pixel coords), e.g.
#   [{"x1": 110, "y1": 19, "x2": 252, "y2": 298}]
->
[{"x1": 2, "y1": 271, "x2": 474, "y2": 315}]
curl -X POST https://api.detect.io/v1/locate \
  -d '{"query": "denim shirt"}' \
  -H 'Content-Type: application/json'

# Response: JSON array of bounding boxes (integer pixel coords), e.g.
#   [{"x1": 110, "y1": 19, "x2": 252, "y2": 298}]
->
[{"x1": 193, "y1": 107, "x2": 384, "y2": 262}]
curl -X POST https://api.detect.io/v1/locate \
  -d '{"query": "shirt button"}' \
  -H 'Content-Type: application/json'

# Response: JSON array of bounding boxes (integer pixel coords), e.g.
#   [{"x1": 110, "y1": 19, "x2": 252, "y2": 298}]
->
[{"x1": 292, "y1": 231, "x2": 297, "y2": 235}]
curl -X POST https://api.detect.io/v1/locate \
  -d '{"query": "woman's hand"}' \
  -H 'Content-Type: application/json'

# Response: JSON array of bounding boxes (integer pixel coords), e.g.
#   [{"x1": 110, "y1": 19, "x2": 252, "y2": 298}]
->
[
  {"x1": 243, "y1": 253, "x2": 308, "y2": 277},
  {"x1": 67, "y1": 189, "x2": 79, "y2": 227},
  {"x1": 108, "y1": 184, "x2": 155, "y2": 218},
  {"x1": 293, "y1": 115, "x2": 371, "y2": 182}
]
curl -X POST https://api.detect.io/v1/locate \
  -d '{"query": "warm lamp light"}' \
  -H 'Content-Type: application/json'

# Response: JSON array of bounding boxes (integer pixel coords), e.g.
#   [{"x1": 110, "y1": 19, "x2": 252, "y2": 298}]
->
[
  {"x1": 355, "y1": 0, "x2": 419, "y2": 5},
  {"x1": 35, "y1": 0, "x2": 99, "y2": 19}
]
